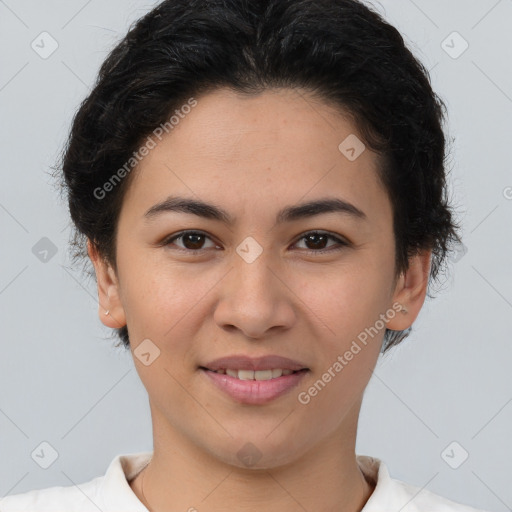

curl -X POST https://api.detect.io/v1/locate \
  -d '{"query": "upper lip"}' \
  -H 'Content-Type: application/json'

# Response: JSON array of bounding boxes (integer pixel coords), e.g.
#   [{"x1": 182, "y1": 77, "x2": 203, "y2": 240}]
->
[{"x1": 201, "y1": 355, "x2": 309, "y2": 372}]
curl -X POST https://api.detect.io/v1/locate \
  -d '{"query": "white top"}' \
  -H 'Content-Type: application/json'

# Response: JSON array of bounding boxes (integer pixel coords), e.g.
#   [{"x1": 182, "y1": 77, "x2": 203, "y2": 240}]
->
[{"x1": 0, "y1": 452, "x2": 489, "y2": 511}]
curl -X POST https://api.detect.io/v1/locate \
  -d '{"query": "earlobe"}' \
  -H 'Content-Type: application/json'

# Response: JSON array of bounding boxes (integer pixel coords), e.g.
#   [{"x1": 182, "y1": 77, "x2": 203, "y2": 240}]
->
[
  {"x1": 386, "y1": 249, "x2": 432, "y2": 331},
  {"x1": 87, "y1": 239, "x2": 127, "y2": 329}
]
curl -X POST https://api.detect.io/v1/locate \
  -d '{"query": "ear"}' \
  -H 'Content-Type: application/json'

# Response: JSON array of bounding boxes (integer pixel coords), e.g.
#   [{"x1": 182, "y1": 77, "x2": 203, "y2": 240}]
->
[
  {"x1": 386, "y1": 249, "x2": 432, "y2": 331},
  {"x1": 87, "y1": 239, "x2": 127, "y2": 329}
]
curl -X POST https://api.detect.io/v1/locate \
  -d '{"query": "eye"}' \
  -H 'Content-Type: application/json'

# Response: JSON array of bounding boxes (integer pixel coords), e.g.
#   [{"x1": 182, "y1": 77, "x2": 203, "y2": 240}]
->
[
  {"x1": 162, "y1": 230, "x2": 219, "y2": 253},
  {"x1": 293, "y1": 230, "x2": 349, "y2": 254}
]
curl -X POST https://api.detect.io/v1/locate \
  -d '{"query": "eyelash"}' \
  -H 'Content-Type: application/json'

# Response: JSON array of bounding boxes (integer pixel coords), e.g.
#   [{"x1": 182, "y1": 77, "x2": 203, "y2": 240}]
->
[{"x1": 161, "y1": 230, "x2": 349, "y2": 255}]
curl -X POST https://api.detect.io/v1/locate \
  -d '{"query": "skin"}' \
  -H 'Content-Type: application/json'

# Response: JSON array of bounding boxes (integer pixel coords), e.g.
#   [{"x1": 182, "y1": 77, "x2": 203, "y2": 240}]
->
[{"x1": 88, "y1": 87, "x2": 431, "y2": 512}]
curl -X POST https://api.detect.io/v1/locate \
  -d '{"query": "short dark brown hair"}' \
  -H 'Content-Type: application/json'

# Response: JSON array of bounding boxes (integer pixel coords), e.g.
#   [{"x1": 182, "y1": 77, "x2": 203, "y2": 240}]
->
[{"x1": 55, "y1": 0, "x2": 462, "y2": 353}]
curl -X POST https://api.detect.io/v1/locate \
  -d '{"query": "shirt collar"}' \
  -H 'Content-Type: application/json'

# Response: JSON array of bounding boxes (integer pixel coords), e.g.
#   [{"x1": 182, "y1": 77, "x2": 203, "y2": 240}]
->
[
  {"x1": 99, "y1": 451, "x2": 420, "y2": 512},
  {"x1": 357, "y1": 454, "x2": 421, "y2": 512},
  {"x1": 100, "y1": 451, "x2": 153, "y2": 511}
]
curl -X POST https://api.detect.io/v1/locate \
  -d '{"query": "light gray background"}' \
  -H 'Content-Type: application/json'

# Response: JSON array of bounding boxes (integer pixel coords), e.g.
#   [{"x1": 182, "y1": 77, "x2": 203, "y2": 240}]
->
[{"x1": 1, "y1": 0, "x2": 511, "y2": 510}]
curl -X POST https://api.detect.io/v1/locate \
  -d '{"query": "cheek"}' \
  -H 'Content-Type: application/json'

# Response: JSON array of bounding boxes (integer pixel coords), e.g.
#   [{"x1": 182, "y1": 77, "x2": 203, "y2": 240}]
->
[
  {"x1": 299, "y1": 261, "x2": 392, "y2": 333},
  {"x1": 294, "y1": 335, "x2": 380, "y2": 446},
  {"x1": 297, "y1": 270, "x2": 386, "y2": 407},
  {"x1": 293, "y1": 264, "x2": 392, "y2": 390},
  {"x1": 118, "y1": 254, "x2": 218, "y2": 344}
]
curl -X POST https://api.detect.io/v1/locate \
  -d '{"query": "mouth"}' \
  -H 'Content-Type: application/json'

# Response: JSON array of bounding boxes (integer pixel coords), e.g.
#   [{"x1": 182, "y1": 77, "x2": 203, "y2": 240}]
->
[
  {"x1": 198, "y1": 366, "x2": 310, "y2": 405},
  {"x1": 199, "y1": 367, "x2": 309, "y2": 380}
]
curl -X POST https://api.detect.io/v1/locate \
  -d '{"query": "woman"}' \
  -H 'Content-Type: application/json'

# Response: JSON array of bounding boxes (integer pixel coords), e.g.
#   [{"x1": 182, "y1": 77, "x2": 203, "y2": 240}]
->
[{"x1": 0, "y1": 0, "x2": 490, "y2": 510}]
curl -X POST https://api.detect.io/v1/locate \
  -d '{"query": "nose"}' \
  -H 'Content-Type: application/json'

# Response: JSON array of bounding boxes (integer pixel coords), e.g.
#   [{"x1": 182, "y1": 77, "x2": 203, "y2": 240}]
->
[{"x1": 213, "y1": 247, "x2": 297, "y2": 339}]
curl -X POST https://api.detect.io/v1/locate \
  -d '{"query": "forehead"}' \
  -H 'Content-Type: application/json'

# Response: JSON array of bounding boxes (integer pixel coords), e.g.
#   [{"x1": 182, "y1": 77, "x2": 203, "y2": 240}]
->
[{"x1": 119, "y1": 87, "x2": 392, "y2": 231}]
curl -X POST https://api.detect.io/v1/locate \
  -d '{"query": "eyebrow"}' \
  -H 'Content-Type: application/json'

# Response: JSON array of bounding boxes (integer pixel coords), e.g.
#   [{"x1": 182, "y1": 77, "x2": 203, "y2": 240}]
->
[{"x1": 143, "y1": 195, "x2": 367, "y2": 226}]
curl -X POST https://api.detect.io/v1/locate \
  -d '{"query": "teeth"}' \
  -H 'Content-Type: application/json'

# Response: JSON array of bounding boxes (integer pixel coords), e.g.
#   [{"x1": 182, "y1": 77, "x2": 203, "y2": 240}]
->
[{"x1": 214, "y1": 368, "x2": 297, "y2": 380}]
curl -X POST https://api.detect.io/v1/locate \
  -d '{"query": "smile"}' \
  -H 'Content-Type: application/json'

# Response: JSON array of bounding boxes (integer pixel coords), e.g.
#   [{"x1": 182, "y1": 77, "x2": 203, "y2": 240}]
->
[
  {"x1": 199, "y1": 367, "x2": 309, "y2": 404},
  {"x1": 206, "y1": 368, "x2": 299, "y2": 380}
]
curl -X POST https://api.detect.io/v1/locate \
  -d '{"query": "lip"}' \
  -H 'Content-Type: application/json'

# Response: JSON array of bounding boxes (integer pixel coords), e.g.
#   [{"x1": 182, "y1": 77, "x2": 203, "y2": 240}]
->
[
  {"x1": 200, "y1": 367, "x2": 309, "y2": 405},
  {"x1": 201, "y1": 354, "x2": 309, "y2": 372}
]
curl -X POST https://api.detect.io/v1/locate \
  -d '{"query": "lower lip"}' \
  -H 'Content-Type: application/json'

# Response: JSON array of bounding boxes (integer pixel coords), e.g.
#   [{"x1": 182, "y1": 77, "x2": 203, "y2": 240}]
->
[{"x1": 200, "y1": 368, "x2": 309, "y2": 405}]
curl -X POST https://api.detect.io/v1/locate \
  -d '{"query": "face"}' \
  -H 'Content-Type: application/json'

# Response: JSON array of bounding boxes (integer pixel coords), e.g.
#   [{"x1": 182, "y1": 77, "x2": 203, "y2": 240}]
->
[{"x1": 90, "y1": 87, "x2": 430, "y2": 469}]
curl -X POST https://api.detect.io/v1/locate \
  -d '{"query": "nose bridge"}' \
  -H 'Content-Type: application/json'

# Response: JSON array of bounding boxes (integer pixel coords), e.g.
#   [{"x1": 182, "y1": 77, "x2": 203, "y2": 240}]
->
[
  {"x1": 232, "y1": 234, "x2": 278, "y2": 301},
  {"x1": 214, "y1": 234, "x2": 295, "y2": 337}
]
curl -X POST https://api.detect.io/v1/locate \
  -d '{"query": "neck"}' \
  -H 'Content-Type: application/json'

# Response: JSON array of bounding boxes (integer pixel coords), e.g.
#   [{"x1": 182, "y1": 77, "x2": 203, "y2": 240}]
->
[{"x1": 130, "y1": 399, "x2": 375, "y2": 512}]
